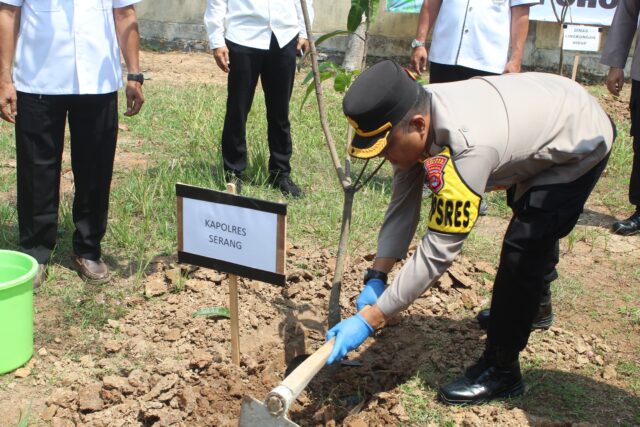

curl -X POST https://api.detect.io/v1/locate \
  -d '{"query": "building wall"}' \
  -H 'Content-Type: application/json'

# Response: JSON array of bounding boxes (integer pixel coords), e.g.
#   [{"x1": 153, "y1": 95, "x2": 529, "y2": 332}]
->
[{"x1": 136, "y1": 0, "x2": 632, "y2": 78}]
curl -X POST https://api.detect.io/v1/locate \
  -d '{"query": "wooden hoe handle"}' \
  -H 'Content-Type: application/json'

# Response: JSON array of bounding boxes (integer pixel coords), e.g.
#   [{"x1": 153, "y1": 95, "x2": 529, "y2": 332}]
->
[{"x1": 265, "y1": 338, "x2": 335, "y2": 416}]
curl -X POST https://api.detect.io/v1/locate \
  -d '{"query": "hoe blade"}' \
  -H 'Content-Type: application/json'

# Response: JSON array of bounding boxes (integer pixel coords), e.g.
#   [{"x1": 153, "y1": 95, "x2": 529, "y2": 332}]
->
[{"x1": 238, "y1": 395, "x2": 299, "y2": 427}]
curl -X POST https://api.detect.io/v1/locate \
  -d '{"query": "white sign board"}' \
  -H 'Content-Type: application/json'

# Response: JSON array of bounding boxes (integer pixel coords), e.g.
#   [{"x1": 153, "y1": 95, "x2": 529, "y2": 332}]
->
[
  {"x1": 563, "y1": 24, "x2": 602, "y2": 51},
  {"x1": 530, "y1": 0, "x2": 618, "y2": 26},
  {"x1": 176, "y1": 183, "x2": 286, "y2": 286}
]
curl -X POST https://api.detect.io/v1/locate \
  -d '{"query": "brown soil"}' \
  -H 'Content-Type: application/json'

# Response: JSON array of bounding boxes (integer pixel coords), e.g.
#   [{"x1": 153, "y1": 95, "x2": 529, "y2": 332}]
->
[{"x1": 0, "y1": 52, "x2": 639, "y2": 426}]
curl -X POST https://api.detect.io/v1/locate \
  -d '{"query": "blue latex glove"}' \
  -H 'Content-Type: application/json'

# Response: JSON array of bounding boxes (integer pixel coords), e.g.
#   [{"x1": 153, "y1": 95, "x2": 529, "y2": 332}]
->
[
  {"x1": 326, "y1": 313, "x2": 374, "y2": 365},
  {"x1": 355, "y1": 278, "x2": 385, "y2": 312}
]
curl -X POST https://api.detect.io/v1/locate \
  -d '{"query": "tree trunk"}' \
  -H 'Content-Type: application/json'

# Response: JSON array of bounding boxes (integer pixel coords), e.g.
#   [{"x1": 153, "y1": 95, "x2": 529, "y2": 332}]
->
[
  {"x1": 342, "y1": 20, "x2": 366, "y2": 72},
  {"x1": 327, "y1": 188, "x2": 355, "y2": 328}
]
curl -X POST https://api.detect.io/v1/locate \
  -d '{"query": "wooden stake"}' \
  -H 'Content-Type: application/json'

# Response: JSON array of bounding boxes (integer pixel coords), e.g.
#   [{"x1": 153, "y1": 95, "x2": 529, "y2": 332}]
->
[
  {"x1": 226, "y1": 183, "x2": 241, "y2": 366},
  {"x1": 571, "y1": 53, "x2": 581, "y2": 81}
]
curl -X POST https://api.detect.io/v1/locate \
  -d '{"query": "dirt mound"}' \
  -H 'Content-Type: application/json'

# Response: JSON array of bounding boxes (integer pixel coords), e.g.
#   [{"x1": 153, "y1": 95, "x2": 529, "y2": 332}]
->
[{"x1": 24, "y1": 241, "x2": 636, "y2": 427}]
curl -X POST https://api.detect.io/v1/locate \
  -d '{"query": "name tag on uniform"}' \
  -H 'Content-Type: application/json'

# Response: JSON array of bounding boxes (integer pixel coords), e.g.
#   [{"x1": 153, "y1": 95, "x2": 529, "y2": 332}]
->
[{"x1": 425, "y1": 147, "x2": 481, "y2": 234}]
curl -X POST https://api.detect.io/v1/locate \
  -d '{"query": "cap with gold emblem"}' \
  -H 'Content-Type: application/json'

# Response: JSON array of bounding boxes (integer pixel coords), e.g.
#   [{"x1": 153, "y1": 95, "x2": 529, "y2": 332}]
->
[{"x1": 343, "y1": 60, "x2": 420, "y2": 159}]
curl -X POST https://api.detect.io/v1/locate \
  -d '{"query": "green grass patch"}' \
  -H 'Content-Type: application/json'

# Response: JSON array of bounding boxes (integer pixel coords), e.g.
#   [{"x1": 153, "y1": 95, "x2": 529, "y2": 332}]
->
[{"x1": 399, "y1": 367, "x2": 454, "y2": 427}]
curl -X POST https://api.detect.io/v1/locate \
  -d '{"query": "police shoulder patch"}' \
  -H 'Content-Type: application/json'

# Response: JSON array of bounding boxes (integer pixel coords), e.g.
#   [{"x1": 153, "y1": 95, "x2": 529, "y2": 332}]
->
[{"x1": 425, "y1": 147, "x2": 481, "y2": 234}]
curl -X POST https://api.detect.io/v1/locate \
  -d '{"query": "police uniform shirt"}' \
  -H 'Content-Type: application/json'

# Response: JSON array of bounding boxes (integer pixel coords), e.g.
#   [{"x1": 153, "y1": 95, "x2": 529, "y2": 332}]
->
[
  {"x1": 375, "y1": 72, "x2": 614, "y2": 317},
  {"x1": 1, "y1": 0, "x2": 141, "y2": 95},
  {"x1": 204, "y1": 0, "x2": 314, "y2": 50},
  {"x1": 429, "y1": 0, "x2": 539, "y2": 74}
]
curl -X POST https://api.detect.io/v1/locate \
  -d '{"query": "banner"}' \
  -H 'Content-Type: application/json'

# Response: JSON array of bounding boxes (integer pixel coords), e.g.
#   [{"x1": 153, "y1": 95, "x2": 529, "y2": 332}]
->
[
  {"x1": 530, "y1": 0, "x2": 617, "y2": 26},
  {"x1": 386, "y1": 0, "x2": 618, "y2": 26},
  {"x1": 387, "y1": 0, "x2": 422, "y2": 13}
]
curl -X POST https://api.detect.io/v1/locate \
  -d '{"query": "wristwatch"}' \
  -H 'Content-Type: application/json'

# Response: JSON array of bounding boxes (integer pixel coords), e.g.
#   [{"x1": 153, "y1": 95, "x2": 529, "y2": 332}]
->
[
  {"x1": 364, "y1": 268, "x2": 388, "y2": 284},
  {"x1": 411, "y1": 39, "x2": 426, "y2": 49},
  {"x1": 127, "y1": 73, "x2": 144, "y2": 85}
]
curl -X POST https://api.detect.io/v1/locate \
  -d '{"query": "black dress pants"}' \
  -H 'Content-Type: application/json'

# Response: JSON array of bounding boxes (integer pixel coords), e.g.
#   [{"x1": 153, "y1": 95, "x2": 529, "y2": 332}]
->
[
  {"x1": 15, "y1": 91, "x2": 118, "y2": 264},
  {"x1": 221, "y1": 34, "x2": 297, "y2": 179},
  {"x1": 428, "y1": 62, "x2": 498, "y2": 84},
  {"x1": 628, "y1": 80, "x2": 640, "y2": 207},
  {"x1": 487, "y1": 154, "x2": 610, "y2": 358}
]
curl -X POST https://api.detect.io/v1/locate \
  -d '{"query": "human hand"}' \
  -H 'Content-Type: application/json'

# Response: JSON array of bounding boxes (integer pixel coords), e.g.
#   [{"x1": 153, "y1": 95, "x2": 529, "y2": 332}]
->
[
  {"x1": 0, "y1": 81, "x2": 17, "y2": 124},
  {"x1": 606, "y1": 67, "x2": 624, "y2": 96},
  {"x1": 214, "y1": 46, "x2": 230, "y2": 73},
  {"x1": 503, "y1": 60, "x2": 521, "y2": 74},
  {"x1": 411, "y1": 46, "x2": 428, "y2": 76},
  {"x1": 356, "y1": 278, "x2": 385, "y2": 312},
  {"x1": 124, "y1": 81, "x2": 144, "y2": 117},
  {"x1": 326, "y1": 313, "x2": 374, "y2": 364},
  {"x1": 297, "y1": 37, "x2": 310, "y2": 54}
]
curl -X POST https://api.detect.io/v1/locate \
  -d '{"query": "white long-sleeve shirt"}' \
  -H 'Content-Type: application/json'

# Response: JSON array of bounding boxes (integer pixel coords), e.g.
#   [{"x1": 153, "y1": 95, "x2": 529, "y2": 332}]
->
[
  {"x1": 204, "y1": 0, "x2": 314, "y2": 50},
  {"x1": 1, "y1": 0, "x2": 141, "y2": 95}
]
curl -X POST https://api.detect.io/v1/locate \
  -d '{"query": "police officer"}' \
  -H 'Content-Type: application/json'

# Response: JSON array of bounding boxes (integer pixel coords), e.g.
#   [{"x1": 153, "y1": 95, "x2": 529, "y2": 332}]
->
[{"x1": 325, "y1": 60, "x2": 615, "y2": 405}]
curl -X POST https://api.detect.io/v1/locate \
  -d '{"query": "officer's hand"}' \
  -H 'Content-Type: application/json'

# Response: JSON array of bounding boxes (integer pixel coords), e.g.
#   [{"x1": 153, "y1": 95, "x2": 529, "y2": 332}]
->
[
  {"x1": 356, "y1": 278, "x2": 385, "y2": 312},
  {"x1": 606, "y1": 67, "x2": 624, "y2": 96},
  {"x1": 214, "y1": 46, "x2": 230, "y2": 73},
  {"x1": 411, "y1": 46, "x2": 428, "y2": 76},
  {"x1": 326, "y1": 314, "x2": 374, "y2": 365},
  {"x1": 0, "y1": 81, "x2": 17, "y2": 124}
]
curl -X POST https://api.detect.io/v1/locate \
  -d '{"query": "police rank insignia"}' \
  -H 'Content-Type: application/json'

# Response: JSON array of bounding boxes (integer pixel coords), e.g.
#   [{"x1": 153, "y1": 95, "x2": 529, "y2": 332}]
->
[{"x1": 424, "y1": 147, "x2": 481, "y2": 234}]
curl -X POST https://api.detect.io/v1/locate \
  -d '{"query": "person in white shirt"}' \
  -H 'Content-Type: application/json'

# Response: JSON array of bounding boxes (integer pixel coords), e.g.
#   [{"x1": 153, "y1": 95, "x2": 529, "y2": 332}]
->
[
  {"x1": 0, "y1": 0, "x2": 144, "y2": 288},
  {"x1": 410, "y1": 0, "x2": 538, "y2": 80},
  {"x1": 204, "y1": 0, "x2": 314, "y2": 198}
]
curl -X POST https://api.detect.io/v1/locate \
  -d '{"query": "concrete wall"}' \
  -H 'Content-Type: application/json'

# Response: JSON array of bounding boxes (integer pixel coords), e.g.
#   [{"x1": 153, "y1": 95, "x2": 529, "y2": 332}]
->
[{"x1": 136, "y1": 0, "x2": 633, "y2": 79}]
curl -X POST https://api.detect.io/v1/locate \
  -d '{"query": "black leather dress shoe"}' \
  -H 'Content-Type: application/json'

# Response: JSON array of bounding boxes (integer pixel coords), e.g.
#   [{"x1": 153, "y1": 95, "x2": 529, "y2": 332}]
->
[
  {"x1": 612, "y1": 211, "x2": 640, "y2": 236},
  {"x1": 269, "y1": 175, "x2": 304, "y2": 198},
  {"x1": 438, "y1": 357, "x2": 525, "y2": 405},
  {"x1": 477, "y1": 302, "x2": 554, "y2": 331}
]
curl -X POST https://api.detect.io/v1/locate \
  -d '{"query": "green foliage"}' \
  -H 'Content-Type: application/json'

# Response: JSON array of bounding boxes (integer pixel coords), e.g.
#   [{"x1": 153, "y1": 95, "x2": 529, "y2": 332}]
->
[
  {"x1": 192, "y1": 307, "x2": 231, "y2": 319},
  {"x1": 347, "y1": 0, "x2": 380, "y2": 31},
  {"x1": 299, "y1": 0, "x2": 377, "y2": 109},
  {"x1": 16, "y1": 401, "x2": 31, "y2": 427},
  {"x1": 300, "y1": 62, "x2": 360, "y2": 110}
]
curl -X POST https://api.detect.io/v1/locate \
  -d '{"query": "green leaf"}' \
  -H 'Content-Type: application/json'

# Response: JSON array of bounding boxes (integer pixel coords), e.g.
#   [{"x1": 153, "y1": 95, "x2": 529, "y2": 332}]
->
[
  {"x1": 334, "y1": 72, "x2": 352, "y2": 92},
  {"x1": 192, "y1": 307, "x2": 231, "y2": 319},
  {"x1": 319, "y1": 61, "x2": 339, "y2": 73},
  {"x1": 300, "y1": 70, "x2": 334, "y2": 111},
  {"x1": 347, "y1": 4, "x2": 364, "y2": 32},
  {"x1": 369, "y1": 0, "x2": 380, "y2": 24},
  {"x1": 315, "y1": 30, "x2": 353, "y2": 47},
  {"x1": 302, "y1": 69, "x2": 314, "y2": 86},
  {"x1": 17, "y1": 401, "x2": 31, "y2": 427}
]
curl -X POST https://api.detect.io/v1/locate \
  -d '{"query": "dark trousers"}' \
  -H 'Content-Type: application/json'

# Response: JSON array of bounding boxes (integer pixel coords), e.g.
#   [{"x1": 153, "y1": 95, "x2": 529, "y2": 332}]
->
[
  {"x1": 15, "y1": 91, "x2": 118, "y2": 264},
  {"x1": 628, "y1": 80, "x2": 640, "y2": 207},
  {"x1": 487, "y1": 155, "x2": 610, "y2": 358},
  {"x1": 428, "y1": 62, "x2": 498, "y2": 84},
  {"x1": 221, "y1": 34, "x2": 297, "y2": 178}
]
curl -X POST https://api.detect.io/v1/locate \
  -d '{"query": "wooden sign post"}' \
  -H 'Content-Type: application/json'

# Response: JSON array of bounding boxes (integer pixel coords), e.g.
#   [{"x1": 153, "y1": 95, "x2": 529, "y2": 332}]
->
[
  {"x1": 226, "y1": 183, "x2": 241, "y2": 365},
  {"x1": 562, "y1": 24, "x2": 602, "y2": 81},
  {"x1": 176, "y1": 183, "x2": 287, "y2": 366}
]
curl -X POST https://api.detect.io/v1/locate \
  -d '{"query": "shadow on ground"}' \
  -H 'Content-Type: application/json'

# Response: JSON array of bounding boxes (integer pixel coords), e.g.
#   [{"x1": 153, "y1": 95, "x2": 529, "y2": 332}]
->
[{"x1": 287, "y1": 313, "x2": 640, "y2": 426}]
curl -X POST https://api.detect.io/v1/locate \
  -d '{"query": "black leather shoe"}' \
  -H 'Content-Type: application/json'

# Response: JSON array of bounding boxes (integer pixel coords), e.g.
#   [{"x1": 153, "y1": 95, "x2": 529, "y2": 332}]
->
[
  {"x1": 269, "y1": 175, "x2": 304, "y2": 198},
  {"x1": 438, "y1": 357, "x2": 525, "y2": 405},
  {"x1": 611, "y1": 211, "x2": 640, "y2": 236},
  {"x1": 477, "y1": 302, "x2": 554, "y2": 331}
]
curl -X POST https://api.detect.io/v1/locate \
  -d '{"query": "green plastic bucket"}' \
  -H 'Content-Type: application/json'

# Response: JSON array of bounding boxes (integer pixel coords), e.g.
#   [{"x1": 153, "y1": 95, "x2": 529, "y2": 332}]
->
[{"x1": 0, "y1": 250, "x2": 37, "y2": 374}]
